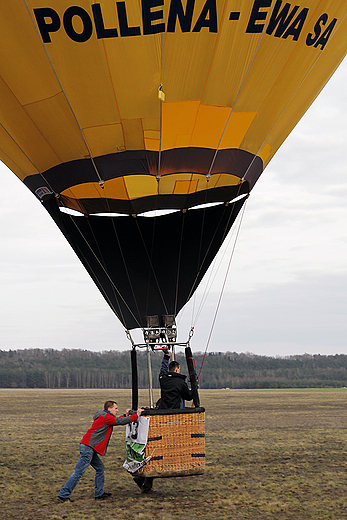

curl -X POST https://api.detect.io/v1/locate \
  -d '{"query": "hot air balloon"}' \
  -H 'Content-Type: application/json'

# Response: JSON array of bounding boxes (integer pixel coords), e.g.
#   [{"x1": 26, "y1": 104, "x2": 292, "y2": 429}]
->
[{"x1": 1, "y1": 0, "x2": 347, "y2": 478}]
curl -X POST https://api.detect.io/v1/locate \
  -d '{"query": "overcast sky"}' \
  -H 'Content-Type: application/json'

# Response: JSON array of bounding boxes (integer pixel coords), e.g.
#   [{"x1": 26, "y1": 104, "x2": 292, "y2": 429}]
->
[{"x1": 1, "y1": 58, "x2": 347, "y2": 358}]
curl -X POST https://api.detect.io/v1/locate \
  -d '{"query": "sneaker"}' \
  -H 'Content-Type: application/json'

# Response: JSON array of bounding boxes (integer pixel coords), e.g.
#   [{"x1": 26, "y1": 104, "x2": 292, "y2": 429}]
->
[
  {"x1": 57, "y1": 496, "x2": 74, "y2": 503},
  {"x1": 95, "y1": 492, "x2": 112, "y2": 500},
  {"x1": 141, "y1": 488, "x2": 158, "y2": 494},
  {"x1": 140, "y1": 477, "x2": 154, "y2": 494}
]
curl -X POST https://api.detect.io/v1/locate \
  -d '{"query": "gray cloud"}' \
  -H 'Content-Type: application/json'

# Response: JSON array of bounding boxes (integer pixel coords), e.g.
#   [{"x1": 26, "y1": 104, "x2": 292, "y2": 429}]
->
[{"x1": 185, "y1": 271, "x2": 347, "y2": 357}]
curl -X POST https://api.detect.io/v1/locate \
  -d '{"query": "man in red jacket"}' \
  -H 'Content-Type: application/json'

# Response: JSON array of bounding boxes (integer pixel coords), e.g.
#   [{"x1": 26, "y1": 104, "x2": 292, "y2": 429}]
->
[{"x1": 57, "y1": 400, "x2": 142, "y2": 502}]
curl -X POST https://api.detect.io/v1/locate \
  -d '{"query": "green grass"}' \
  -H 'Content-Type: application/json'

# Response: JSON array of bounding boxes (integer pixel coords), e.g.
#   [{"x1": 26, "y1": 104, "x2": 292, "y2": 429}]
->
[{"x1": 0, "y1": 388, "x2": 347, "y2": 519}]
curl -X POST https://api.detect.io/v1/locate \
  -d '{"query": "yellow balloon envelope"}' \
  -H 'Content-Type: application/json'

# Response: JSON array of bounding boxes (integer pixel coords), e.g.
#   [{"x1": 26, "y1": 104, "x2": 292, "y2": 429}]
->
[{"x1": 1, "y1": 0, "x2": 347, "y2": 327}]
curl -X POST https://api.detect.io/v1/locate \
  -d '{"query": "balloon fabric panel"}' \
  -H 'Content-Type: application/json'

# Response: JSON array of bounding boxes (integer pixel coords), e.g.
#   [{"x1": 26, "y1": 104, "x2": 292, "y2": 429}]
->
[{"x1": 44, "y1": 195, "x2": 246, "y2": 329}]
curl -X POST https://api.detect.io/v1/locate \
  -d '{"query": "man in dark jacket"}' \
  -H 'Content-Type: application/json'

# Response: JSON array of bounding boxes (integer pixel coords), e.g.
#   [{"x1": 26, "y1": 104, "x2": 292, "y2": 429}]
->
[
  {"x1": 58, "y1": 400, "x2": 142, "y2": 502},
  {"x1": 133, "y1": 351, "x2": 193, "y2": 494},
  {"x1": 158, "y1": 351, "x2": 193, "y2": 409}
]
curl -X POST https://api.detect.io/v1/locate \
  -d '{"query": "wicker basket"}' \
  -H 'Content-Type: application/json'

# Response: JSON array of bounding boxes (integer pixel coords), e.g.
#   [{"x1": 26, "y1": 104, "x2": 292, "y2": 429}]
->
[{"x1": 135, "y1": 407, "x2": 205, "y2": 478}]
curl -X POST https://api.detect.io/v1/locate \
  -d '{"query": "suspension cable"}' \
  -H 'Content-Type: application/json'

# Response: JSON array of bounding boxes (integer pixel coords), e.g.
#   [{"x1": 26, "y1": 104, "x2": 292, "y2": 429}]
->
[
  {"x1": 27, "y1": 0, "x2": 146, "y2": 326},
  {"x1": 204, "y1": 2, "x2": 277, "y2": 182},
  {"x1": 24, "y1": 0, "x2": 106, "y2": 186},
  {"x1": 25, "y1": 0, "x2": 142, "y2": 324},
  {"x1": 0, "y1": 121, "x2": 56, "y2": 196},
  {"x1": 174, "y1": 210, "x2": 186, "y2": 317},
  {"x1": 106, "y1": 213, "x2": 143, "y2": 323},
  {"x1": 157, "y1": 28, "x2": 164, "y2": 180},
  {"x1": 239, "y1": 8, "x2": 347, "y2": 185},
  {"x1": 197, "y1": 197, "x2": 248, "y2": 380},
  {"x1": 189, "y1": 176, "x2": 212, "y2": 328},
  {"x1": 185, "y1": 181, "x2": 245, "y2": 307},
  {"x1": 192, "y1": 201, "x2": 244, "y2": 326},
  {"x1": 141, "y1": 30, "x2": 165, "y2": 317},
  {"x1": 67, "y1": 215, "x2": 142, "y2": 328}
]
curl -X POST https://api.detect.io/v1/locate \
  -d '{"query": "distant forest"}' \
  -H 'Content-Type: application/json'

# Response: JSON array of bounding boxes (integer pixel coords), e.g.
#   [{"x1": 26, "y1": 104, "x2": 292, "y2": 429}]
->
[{"x1": 1, "y1": 349, "x2": 347, "y2": 389}]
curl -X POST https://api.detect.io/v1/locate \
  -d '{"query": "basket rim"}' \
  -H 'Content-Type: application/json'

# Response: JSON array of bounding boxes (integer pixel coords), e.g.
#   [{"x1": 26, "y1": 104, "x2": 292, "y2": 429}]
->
[{"x1": 141, "y1": 406, "x2": 205, "y2": 416}]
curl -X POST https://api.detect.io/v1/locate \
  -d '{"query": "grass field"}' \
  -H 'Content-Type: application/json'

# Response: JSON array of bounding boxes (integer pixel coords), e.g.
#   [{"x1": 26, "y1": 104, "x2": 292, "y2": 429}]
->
[{"x1": 0, "y1": 388, "x2": 346, "y2": 520}]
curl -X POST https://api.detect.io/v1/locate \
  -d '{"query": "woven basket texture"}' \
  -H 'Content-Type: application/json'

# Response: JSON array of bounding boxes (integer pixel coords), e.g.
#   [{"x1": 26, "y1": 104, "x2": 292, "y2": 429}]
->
[{"x1": 137, "y1": 410, "x2": 205, "y2": 478}]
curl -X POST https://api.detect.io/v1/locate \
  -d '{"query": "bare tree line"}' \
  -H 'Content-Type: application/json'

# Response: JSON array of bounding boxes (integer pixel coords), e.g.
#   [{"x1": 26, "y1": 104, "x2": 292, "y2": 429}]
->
[{"x1": 0, "y1": 348, "x2": 346, "y2": 389}]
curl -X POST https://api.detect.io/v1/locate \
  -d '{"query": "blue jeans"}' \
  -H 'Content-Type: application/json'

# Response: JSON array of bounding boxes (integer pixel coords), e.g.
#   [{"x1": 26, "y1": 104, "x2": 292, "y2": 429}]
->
[{"x1": 58, "y1": 444, "x2": 105, "y2": 498}]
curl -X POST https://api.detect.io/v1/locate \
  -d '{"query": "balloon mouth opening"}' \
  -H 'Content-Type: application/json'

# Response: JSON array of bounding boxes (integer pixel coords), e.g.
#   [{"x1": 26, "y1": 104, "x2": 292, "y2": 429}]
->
[
  {"x1": 59, "y1": 207, "x2": 84, "y2": 217},
  {"x1": 58, "y1": 195, "x2": 247, "y2": 218},
  {"x1": 189, "y1": 194, "x2": 247, "y2": 211},
  {"x1": 59, "y1": 208, "x2": 127, "y2": 217}
]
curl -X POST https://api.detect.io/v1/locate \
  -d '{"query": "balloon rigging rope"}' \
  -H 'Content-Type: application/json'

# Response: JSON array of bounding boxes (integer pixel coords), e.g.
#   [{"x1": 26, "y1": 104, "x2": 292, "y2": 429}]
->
[
  {"x1": 58, "y1": 193, "x2": 144, "y2": 329},
  {"x1": 192, "y1": 203, "x2": 243, "y2": 326},
  {"x1": 189, "y1": 181, "x2": 210, "y2": 328},
  {"x1": 235, "y1": 11, "x2": 347, "y2": 184},
  {"x1": 145, "y1": 30, "x2": 165, "y2": 316},
  {"x1": 185, "y1": 195, "x2": 245, "y2": 331},
  {"x1": 174, "y1": 211, "x2": 185, "y2": 317},
  {"x1": 188, "y1": 4, "x2": 273, "y2": 327},
  {"x1": 146, "y1": 216, "x2": 158, "y2": 319},
  {"x1": 197, "y1": 198, "x2": 247, "y2": 380},
  {"x1": 0, "y1": 122, "x2": 55, "y2": 192},
  {"x1": 100, "y1": 182, "x2": 144, "y2": 324},
  {"x1": 184, "y1": 207, "x2": 231, "y2": 305},
  {"x1": 243, "y1": 24, "x2": 347, "y2": 181},
  {"x1": 196, "y1": 5, "x2": 345, "y2": 373},
  {"x1": 108, "y1": 217, "x2": 143, "y2": 324},
  {"x1": 134, "y1": 218, "x2": 170, "y2": 315},
  {"x1": 205, "y1": 2, "x2": 277, "y2": 181},
  {"x1": 178, "y1": 192, "x2": 246, "y2": 334},
  {"x1": 66, "y1": 215, "x2": 142, "y2": 328},
  {"x1": 55, "y1": 179, "x2": 144, "y2": 327},
  {"x1": 25, "y1": 1, "x2": 147, "y2": 327},
  {"x1": 184, "y1": 181, "x2": 245, "y2": 307},
  {"x1": 86, "y1": 213, "x2": 143, "y2": 326},
  {"x1": 23, "y1": 0, "x2": 104, "y2": 187},
  {"x1": 157, "y1": 31, "x2": 164, "y2": 180},
  {"x1": 0, "y1": 120, "x2": 60, "y2": 203}
]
